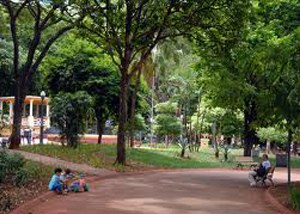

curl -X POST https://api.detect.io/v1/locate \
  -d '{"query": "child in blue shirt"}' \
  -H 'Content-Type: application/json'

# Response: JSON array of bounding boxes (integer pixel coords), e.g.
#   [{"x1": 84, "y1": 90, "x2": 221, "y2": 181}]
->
[
  {"x1": 60, "y1": 168, "x2": 74, "y2": 192},
  {"x1": 49, "y1": 168, "x2": 63, "y2": 193}
]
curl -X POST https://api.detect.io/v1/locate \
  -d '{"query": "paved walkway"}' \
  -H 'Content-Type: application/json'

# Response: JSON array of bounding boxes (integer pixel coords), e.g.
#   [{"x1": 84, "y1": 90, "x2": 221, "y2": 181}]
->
[
  {"x1": 25, "y1": 168, "x2": 300, "y2": 214},
  {"x1": 8, "y1": 150, "x2": 117, "y2": 176},
  {"x1": 9, "y1": 150, "x2": 300, "y2": 214}
]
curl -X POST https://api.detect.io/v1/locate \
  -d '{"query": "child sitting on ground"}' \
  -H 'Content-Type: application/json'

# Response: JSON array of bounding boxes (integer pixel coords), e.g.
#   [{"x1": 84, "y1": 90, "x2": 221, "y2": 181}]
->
[
  {"x1": 60, "y1": 168, "x2": 74, "y2": 192},
  {"x1": 48, "y1": 168, "x2": 63, "y2": 193}
]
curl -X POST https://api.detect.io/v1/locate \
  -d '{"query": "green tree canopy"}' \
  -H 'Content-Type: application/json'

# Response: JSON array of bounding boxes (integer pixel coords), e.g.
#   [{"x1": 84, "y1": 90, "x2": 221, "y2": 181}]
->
[
  {"x1": 44, "y1": 36, "x2": 120, "y2": 144},
  {"x1": 154, "y1": 101, "x2": 182, "y2": 139}
]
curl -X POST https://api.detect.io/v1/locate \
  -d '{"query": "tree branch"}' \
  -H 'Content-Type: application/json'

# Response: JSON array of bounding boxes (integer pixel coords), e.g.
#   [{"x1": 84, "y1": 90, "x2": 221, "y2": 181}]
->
[
  {"x1": 27, "y1": 1, "x2": 38, "y2": 19},
  {"x1": 39, "y1": 4, "x2": 60, "y2": 30},
  {"x1": 14, "y1": 0, "x2": 30, "y2": 18},
  {"x1": 28, "y1": 24, "x2": 74, "y2": 81},
  {"x1": 3, "y1": 0, "x2": 20, "y2": 77},
  {"x1": 23, "y1": 1, "x2": 42, "y2": 76}
]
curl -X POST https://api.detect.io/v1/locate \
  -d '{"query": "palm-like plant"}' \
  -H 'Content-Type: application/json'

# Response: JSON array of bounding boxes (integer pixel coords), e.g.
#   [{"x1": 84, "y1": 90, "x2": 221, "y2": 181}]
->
[{"x1": 177, "y1": 137, "x2": 190, "y2": 158}]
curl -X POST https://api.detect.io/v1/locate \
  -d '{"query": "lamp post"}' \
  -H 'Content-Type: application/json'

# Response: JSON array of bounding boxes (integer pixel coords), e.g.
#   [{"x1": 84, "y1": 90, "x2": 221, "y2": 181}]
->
[{"x1": 40, "y1": 91, "x2": 46, "y2": 145}]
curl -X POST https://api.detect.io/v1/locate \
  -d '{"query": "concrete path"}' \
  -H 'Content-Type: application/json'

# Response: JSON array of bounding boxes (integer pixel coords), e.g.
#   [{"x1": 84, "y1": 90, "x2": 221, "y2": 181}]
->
[
  {"x1": 8, "y1": 150, "x2": 117, "y2": 176},
  {"x1": 26, "y1": 168, "x2": 300, "y2": 214}
]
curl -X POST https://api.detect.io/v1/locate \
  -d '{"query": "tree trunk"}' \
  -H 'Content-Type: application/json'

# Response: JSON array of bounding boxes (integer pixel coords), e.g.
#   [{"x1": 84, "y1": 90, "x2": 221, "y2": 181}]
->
[
  {"x1": 116, "y1": 73, "x2": 129, "y2": 165},
  {"x1": 293, "y1": 141, "x2": 298, "y2": 156},
  {"x1": 9, "y1": 85, "x2": 26, "y2": 149},
  {"x1": 213, "y1": 135, "x2": 219, "y2": 158},
  {"x1": 243, "y1": 100, "x2": 258, "y2": 156},
  {"x1": 287, "y1": 128, "x2": 292, "y2": 189},
  {"x1": 97, "y1": 116, "x2": 106, "y2": 144},
  {"x1": 189, "y1": 108, "x2": 193, "y2": 152},
  {"x1": 195, "y1": 95, "x2": 201, "y2": 152},
  {"x1": 165, "y1": 135, "x2": 168, "y2": 147},
  {"x1": 129, "y1": 67, "x2": 142, "y2": 148},
  {"x1": 181, "y1": 147, "x2": 185, "y2": 158},
  {"x1": 184, "y1": 104, "x2": 188, "y2": 138},
  {"x1": 129, "y1": 135, "x2": 135, "y2": 147},
  {"x1": 266, "y1": 140, "x2": 271, "y2": 154},
  {"x1": 197, "y1": 112, "x2": 206, "y2": 152}
]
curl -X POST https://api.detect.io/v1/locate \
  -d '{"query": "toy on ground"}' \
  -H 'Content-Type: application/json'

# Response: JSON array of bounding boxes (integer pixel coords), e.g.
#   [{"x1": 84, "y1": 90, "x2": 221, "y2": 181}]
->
[{"x1": 70, "y1": 173, "x2": 89, "y2": 192}]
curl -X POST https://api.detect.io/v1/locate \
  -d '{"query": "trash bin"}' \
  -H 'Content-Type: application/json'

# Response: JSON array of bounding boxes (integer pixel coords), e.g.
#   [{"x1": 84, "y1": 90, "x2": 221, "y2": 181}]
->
[
  {"x1": 276, "y1": 153, "x2": 287, "y2": 167},
  {"x1": 251, "y1": 149, "x2": 260, "y2": 161}
]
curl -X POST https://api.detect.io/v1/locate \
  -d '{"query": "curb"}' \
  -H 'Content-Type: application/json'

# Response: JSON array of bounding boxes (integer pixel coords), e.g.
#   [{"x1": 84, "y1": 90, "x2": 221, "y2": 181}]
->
[
  {"x1": 9, "y1": 191, "x2": 56, "y2": 214},
  {"x1": 265, "y1": 185, "x2": 300, "y2": 214}
]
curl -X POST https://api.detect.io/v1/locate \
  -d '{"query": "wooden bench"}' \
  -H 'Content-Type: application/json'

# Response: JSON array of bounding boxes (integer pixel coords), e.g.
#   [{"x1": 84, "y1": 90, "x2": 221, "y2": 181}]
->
[
  {"x1": 234, "y1": 156, "x2": 259, "y2": 169},
  {"x1": 256, "y1": 166, "x2": 275, "y2": 186}
]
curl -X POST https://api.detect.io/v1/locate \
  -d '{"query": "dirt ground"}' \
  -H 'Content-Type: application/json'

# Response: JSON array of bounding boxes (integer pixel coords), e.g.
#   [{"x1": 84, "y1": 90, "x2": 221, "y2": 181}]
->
[
  {"x1": 0, "y1": 178, "x2": 48, "y2": 214},
  {"x1": 269, "y1": 181, "x2": 300, "y2": 211}
]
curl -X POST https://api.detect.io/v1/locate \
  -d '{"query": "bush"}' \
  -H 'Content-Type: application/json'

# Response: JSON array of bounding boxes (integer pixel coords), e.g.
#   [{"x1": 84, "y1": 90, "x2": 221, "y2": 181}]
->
[
  {"x1": 220, "y1": 143, "x2": 232, "y2": 161},
  {"x1": 5, "y1": 153, "x2": 26, "y2": 172},
  {"x1": 0, "y1": 152, "x2": 29, "y2": 186},
  {"x1": 0, "y1": 152, "x2": 8, "y2": 182},
  {"x1": 24, "y1": 160, "x2": 54, "y2": 179},
  {"x1": 290, "y1": 187, "x2": 300, "y2": 210},
  {"x1": 50, "y1": 91, "x2": 93, "y2": 148},
  {"x1": 12, "y1": 169, "x2": 29, "y2": 187},
  {"x1": 177, "y1": 138, "x2": 190, "y2": 158}
]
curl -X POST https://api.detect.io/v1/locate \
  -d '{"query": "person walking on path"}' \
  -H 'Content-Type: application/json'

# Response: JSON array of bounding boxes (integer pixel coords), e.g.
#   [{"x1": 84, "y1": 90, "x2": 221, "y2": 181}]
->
[{"x1": 248, "y1": 154, "x2": 271, "y2": 187}]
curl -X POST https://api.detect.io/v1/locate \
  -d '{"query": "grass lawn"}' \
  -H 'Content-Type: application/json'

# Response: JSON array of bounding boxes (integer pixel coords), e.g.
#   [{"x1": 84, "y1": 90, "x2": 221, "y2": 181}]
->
[
  {"x1": 22, "y1": 144, "x2": 239, "y2": 170},
  {"x1": 21, "y1": 144, "x2": 300, "y2": 171}
]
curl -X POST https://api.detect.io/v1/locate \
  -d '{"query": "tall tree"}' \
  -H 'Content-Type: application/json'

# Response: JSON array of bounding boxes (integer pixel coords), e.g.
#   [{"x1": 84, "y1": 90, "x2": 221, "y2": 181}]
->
[
  {"x1": 195, "y1": 0, "x2": 274, "y2": 156},
  {"x1": 154, "y1": 101, "x2": 182, "y2": 146},
  {"x1": 0, "y1": 0, "x2": 85, "y2": 149},
  {"x1": 262, "y1": 30, "x2": 300, "y2": 188},
  {"x1": 45, "y1": 36, "x2": 120, "y2": 144},
  {"x1": 196, "y1": 0, "x2": 300, "y2": 159},
  {"x1": 81, "y1": 0, "x2": 249, "y2": 164}
]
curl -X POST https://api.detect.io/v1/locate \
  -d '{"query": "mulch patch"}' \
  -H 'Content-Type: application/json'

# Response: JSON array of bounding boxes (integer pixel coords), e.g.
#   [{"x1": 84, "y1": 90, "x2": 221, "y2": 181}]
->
[
  {"x1": 0, "y1": 178, "x2": 49, "y2": 214},
  {"x1": 269, "y1": 182, "x2": 300, "y2": 211}
]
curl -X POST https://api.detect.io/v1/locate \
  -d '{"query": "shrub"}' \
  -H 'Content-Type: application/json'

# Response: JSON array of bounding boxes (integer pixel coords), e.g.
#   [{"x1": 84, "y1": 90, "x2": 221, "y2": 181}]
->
[
  {"x1": 177, "y1": 138, "x2": 190, "y2": 158},
  {"x1": 24, "y1": 160, "x2": 54, "y2": 179},
  {"x1": 290, "y1": 187, "x2": 300, "y2": 210},
  {"x1": 0, "y1": 152, "x2": 8, "y2": 182},
  {"x1": 12, "y1": 169, "x2": 29, "y2": 187},
  {"x1": 5, "y1": 153, "x2": 26, "y2": 172},
  {"x1": 0, "y1": 152, "x2": 29, "y2": 186},
  {"x1": 50, "y1": 91, "x2": 93, "y2": 148},
  {"x1": 220, "y1": 143, "x2": 232, "y2": 161}
]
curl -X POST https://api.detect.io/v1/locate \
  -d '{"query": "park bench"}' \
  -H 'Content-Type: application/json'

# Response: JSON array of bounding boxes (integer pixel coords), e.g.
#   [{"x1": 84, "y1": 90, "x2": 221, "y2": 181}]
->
[
  {"x1": 234, "y1": 156, "x2": 259, "y2": 169},
  {"x1": 255, "y1": 166, "x2": 275, "y2": 186}
]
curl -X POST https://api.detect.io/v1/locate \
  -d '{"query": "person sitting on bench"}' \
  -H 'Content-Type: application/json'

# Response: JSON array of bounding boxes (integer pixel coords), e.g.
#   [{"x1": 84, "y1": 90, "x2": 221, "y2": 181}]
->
[{"x1": 248, "y1": 154, "x2": 271, "y2": 187}]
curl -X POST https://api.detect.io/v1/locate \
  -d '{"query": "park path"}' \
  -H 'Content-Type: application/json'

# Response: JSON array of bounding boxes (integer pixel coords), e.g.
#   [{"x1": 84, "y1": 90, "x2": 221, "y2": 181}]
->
[
  {"x1": 8, "y1": 149, "x2": 117, "y2": 176},
  {"x1": 9, "y1": 150, "x2": 300, "y2": 214},
  {"x1": 22, "y1": 168, "x2": 300, "y2": 214}
]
